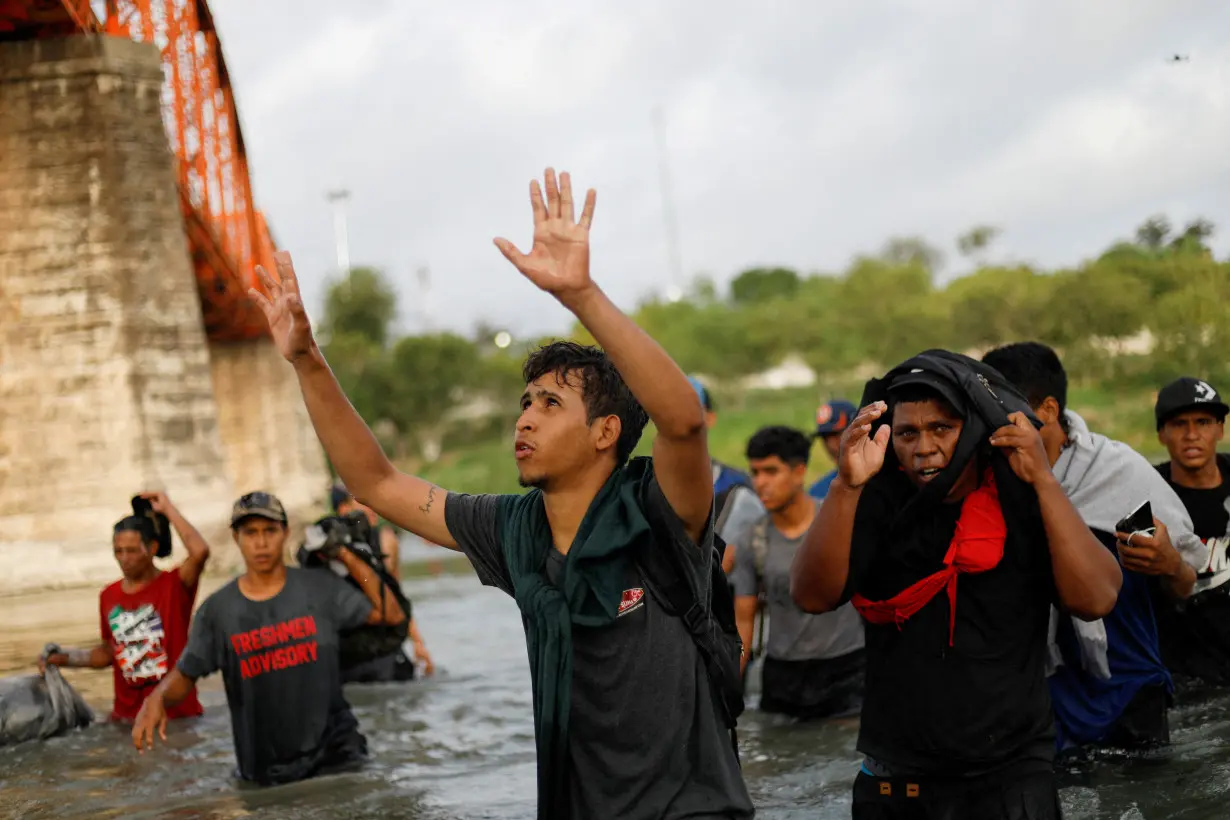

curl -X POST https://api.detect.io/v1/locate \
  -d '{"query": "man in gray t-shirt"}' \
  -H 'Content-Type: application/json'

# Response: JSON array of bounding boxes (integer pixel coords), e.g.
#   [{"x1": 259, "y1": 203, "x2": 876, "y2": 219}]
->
[
  {"x1": 130, "y1": 492, "x2": 408, "y2": 785},
  {"x1": 730, "y1": 426, "x2": 865, "y2": 719}
]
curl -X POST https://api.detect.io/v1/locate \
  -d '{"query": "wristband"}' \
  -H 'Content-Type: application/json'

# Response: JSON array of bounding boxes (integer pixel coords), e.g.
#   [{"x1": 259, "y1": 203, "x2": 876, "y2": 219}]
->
[{"x1": 65, "y1": 648, "x2": 92, "y2": 667}]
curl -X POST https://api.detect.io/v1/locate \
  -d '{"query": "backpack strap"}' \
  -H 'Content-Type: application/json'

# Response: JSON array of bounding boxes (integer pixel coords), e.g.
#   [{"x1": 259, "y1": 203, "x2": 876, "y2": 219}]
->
[
  {"x1": 635, "y1": 506, "x2": 742, "y2": 763},
  {"x1": 714, "y1": 484, "x2": 738, "y2": 535},
  {"x1": 750, "y1": 515, "x2": 771, "y2": 584}
]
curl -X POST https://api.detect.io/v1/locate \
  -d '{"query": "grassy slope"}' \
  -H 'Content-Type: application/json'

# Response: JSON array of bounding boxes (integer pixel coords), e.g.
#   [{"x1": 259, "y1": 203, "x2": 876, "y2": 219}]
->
[{"x1": 408, "y1": 381, "x2": 1170, "y2": 496}]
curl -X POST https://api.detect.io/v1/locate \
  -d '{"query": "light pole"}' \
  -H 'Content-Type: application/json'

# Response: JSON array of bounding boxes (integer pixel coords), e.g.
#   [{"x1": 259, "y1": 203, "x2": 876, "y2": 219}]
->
[
  {"x1": 416, "y1": 265, "x2": 432, "y2": 332},
  {"x1": 652, "y1": 105, "x2": 684, "y2": 302},
  {"x1": 326, "y1": 188, "x2": 352, "y2": 276}
]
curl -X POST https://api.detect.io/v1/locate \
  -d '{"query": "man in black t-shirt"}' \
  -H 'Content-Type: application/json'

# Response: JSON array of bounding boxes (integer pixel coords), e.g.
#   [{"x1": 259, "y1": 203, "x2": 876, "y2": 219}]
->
[
  {"x1": 1153, "y1": 376, "x2": 1230, "y2": 686},
  {"x1": 130, "y1": 492, "x2": 407, "y2": 785},
  {"x1": 790, "y1": 352, "x2": 1122, "y2": 820},
  {"x1": 248, "y1": 169, "x2": 753, "y2": 819}
]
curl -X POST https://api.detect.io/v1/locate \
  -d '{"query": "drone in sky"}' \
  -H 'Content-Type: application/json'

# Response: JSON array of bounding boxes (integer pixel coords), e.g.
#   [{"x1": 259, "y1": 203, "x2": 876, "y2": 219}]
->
[{"x1": 1168, "y1": 54, "x2": 1190, "y2": 63}]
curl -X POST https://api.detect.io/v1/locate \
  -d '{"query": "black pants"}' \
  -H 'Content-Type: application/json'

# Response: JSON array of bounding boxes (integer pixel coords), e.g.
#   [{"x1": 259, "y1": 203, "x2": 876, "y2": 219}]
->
[
  {"x1": 341, "y1": 647, "x2": 417, "y2": 684},
  {"x1": 759, "y1": 651, "x2": 865, "y2": 720},
  {"x1": 1104, "y1": 683, "x2": 1170, "y2": 748},
  {"x1": 852, "y1": 770, "x2": 1062, "y2": 820}
]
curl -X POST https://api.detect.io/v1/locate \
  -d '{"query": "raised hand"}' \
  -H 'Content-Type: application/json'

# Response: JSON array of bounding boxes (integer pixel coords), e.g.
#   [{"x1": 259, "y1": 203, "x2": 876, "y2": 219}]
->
[
  {"x1": 989, "y1": 412, "x2": 1053, "y2": 485},
  {"x1": 493, "y1": 168, "x2": 597, "y2": 303},
  {"x1": 839, "y1": 402, "x2": 891, "y2": 489},
  {"x1": 249, "y1": 251, "x2": 317, "y2": 363},
  {"x1": 138, "y1": 490, "x2": 173, "y2": 516}
]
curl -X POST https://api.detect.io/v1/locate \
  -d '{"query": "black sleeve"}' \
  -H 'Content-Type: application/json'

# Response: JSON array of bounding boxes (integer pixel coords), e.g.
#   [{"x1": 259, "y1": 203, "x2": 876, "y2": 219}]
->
[
  {"x1": 838, "y1": 487, "x2": 889, "y2": 606},
  {"x1": 328, "y1": 572, "x2": 376, "y2": 630},
  {"x1": 444, "y1": 492, "x2": 514, "y2": 595},
  {"x1": 176, "y1": 596, "x2": 218, "y2": 680}
]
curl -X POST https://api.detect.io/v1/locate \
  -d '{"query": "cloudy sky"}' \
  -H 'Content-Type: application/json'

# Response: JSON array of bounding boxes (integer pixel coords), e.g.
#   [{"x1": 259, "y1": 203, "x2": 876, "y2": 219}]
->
[{"x1": 208, "y1": 0, "x2": 1230, "y2": 340}]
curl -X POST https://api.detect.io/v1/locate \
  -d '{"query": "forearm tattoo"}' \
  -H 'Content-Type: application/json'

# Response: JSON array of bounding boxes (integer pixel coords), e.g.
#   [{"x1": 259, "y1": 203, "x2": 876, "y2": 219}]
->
[{"x1": 418, "y1": 485, "x2": 437, "y2": 514}]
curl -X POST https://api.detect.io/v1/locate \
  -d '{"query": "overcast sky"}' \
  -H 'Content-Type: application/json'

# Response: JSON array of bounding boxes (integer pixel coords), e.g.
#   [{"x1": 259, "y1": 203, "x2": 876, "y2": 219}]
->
[{"x1": 208, "y1": 0, "x2": 1230, "y2": 341}]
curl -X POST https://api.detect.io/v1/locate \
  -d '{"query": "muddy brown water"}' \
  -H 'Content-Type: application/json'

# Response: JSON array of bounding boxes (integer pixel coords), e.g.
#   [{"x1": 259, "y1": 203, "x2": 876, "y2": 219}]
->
[{"x1": 2, "y1": 565, "x2": 1229, "y2": 819}]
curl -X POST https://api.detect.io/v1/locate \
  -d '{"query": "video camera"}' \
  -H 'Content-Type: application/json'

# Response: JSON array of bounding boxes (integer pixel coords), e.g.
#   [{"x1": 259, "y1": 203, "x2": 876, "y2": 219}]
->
[{"x1": 299, "y1": 511, "x2": 380, "y2": 571}]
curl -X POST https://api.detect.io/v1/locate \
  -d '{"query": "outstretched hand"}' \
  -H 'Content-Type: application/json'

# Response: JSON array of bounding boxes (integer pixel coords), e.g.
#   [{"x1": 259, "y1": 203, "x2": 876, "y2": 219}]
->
[
  {"x1": 494, "y1": 168, "x2": 597, "y2": 304},
  {"x1": 838, "y1": 402, "x2": 891, "y2": 489},
  {"x1": 249, "y1": 251, "x2": 317, "y2": 364}
]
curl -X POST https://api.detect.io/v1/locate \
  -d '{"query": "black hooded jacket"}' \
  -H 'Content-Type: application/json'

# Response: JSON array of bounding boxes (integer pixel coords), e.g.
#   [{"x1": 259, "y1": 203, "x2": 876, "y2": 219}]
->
[{"x1": 843, "y1": 350, "x2": 1060, "y2": 778}]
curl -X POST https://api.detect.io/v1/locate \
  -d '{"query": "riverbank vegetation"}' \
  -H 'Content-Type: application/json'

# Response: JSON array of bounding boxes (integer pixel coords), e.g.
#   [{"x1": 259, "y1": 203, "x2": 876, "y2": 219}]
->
[{"x1": 319, "y1": 215, "x2": 1227, "y2": 494}]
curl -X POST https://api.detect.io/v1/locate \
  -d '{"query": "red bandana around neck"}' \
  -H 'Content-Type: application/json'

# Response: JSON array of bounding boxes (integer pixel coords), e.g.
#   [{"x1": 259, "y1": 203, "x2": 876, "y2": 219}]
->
[{"x1": 851, "y1": 470, "x2": 1007, "y2": 646}]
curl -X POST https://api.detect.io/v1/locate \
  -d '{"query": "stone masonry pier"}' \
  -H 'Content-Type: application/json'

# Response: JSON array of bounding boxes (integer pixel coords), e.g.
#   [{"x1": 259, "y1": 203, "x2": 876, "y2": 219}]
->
[{"x1": 0, "y1": 36, "x2": 327, "y2": 594}]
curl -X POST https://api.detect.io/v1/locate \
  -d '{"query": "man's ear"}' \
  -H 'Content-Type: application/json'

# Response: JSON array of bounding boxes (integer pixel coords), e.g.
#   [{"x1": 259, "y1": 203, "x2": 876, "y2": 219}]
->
[
  {"x1": 1035, "y1": 396, "x2": 1062, "y2": 427},
  {"x1": 594, "y1": 414, "x2": 623, "y2": 454}
]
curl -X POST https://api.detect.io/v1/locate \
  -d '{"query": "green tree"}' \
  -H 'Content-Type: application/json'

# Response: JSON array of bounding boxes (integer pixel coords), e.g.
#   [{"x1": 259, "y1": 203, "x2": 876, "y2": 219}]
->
[
  {"x1": 321, "y1": 331, "x2": 396, "y2": 439},
  {"x1": 880, "y1": 237, "x2": 944, "y2": 271},
  {"x1": 1169, "y1": 218, "x2": 1216, "y2": 256},
  {"x1": 1134, "y1": 216, "x2": 1172, "y2": 250},
  {"x1": 956, "y1": 225, "x2": 1001, "y2": 259},
  {"x1": 729, "y1": 267, "x2": 801, "y2": 305},
  {"x1": 321, "y1": 266, "x2": 398, "y2": 349},
  {"x1": 944, "y1": 266, "x2": 1048, "y2": 350}
]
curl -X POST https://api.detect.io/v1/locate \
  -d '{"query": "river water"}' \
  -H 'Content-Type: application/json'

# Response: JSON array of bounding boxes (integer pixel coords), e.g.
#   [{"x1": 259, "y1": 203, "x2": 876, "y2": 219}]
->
[{"x1": 2, "y1": 565, "x2": 1230, "y2": 819}]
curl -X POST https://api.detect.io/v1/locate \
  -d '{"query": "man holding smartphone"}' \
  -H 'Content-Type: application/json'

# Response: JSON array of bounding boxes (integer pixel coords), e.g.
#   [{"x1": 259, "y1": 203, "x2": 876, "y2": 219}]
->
[
  {"x1": 1152, "y1": 377, "x2": 1230, "y2": 687},
  {"x1": 983, "y1": 343, "x2": 1203, "y2": 753}
]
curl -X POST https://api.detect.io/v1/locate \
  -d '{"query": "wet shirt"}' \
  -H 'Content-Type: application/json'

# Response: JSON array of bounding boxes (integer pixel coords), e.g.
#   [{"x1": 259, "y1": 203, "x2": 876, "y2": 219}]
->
[
  {"x1": 1049, "y1": 530, "x2": 1171, "y2": 749},
  {"x1": 99, "y1": 567, "x2": 201, "y2": 722},
  {"x1": 1154, "y1": 456, "x2": 1230, "y2": 684},
  {"x1": 843, "y1": 483, "x2": 1057, "y2": 777},
  {"x1": 729, "y1": 510, "x2": 865, "y2": 662},
  {"x1": 446, "y1": 486, "x2": 754, "y2": 820},
  {"x1": 177, "y1": 568, "x2": 373, "y2": 784}
]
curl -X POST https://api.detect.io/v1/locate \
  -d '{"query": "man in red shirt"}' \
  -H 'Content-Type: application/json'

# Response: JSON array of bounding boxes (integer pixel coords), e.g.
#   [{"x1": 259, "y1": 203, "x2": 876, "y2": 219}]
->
[{"x1": 39, "y1": 491, "x2": 211, "y2": 722}]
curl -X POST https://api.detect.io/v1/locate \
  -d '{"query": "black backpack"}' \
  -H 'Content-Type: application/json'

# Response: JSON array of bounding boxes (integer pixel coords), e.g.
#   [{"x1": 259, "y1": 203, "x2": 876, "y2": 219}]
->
[
  {"x1": 636, "y1": 521, "x2": 745, "y2": 760},
  {"x1": 298, "y1": 514, "x2": 413, "y2": 668}
]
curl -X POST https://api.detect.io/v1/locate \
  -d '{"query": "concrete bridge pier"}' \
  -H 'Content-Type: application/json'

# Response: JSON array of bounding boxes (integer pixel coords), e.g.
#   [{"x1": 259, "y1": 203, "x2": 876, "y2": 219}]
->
[{"x1": 0, "y1": 36, "x2": 327, "y2": 594}]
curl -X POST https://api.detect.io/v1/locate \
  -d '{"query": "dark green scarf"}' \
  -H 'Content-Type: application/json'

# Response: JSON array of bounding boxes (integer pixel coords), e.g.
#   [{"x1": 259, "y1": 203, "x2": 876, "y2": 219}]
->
[{"x1": 496, "y1": 456, "x2": 656, "y2": 819}]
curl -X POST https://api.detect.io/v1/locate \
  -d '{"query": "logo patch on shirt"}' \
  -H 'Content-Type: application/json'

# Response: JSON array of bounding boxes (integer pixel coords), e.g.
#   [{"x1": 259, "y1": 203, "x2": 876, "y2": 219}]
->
[{"x1": 618, "y1": 588, "x2": 646, "y2": 617}]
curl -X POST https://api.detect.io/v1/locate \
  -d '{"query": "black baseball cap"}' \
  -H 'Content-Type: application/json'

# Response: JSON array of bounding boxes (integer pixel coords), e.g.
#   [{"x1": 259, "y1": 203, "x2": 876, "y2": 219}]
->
[
  {"x1": 887, "y1": 369, "x2": 967, "y2": 417},
  {"x1": 231, "y1": 491, "x2": 288, "y2": 527},
  {"x1": 1155, "y1": 377, "x2": 1229, "y2": 429}
]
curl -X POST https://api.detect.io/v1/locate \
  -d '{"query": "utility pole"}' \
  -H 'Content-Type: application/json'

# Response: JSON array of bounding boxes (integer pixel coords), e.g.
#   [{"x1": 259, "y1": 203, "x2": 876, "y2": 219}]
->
[
  {"x1": 652, "y1": 106, "x2": 684, "y2": 302},
  {"x1": 416, "y1": 265, "x2": 432, "y2": 332},
  {"x1": 325, "y1": 188, "x2": 352, "y2": 290}
]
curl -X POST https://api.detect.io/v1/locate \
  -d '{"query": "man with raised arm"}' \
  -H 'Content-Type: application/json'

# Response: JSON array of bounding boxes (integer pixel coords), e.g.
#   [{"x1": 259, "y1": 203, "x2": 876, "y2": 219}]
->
[
  {"x1": 248, "y1": 169, "x2": 753, "y2": 820},
  {"x1": 41, "y1": 491, "x2": 210, "y2": 724},
  {"x1": 790, "y1": 351, "x2": 1121, "y2": 820}
]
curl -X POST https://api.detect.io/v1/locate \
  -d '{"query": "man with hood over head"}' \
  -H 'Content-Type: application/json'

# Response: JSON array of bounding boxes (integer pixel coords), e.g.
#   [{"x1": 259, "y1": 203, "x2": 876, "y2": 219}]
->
[{"x1": 791, "y1": 350, "x2": 1122, "y2": 820}]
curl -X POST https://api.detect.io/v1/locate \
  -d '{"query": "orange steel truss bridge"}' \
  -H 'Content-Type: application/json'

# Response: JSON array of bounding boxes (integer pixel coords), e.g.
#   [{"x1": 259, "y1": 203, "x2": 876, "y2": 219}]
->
[{"x1": 1, "y1": 0, "x2": 275, "y2": 341}]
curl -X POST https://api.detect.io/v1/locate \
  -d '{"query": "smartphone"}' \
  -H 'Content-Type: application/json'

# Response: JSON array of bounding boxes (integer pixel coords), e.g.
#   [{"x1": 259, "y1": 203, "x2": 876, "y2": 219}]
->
[{"x1": 1115, "y1": 500, "x2": 1155, "y2": 537}]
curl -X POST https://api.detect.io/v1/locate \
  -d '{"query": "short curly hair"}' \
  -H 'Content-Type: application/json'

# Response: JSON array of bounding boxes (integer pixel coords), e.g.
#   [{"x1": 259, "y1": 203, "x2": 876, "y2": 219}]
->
[
  {"x1": 746, "y1": 425, "x2": 811, "y2": 467},
  {"x1": 522, "y1": 341, "x2": 649, "y2": 465}
]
